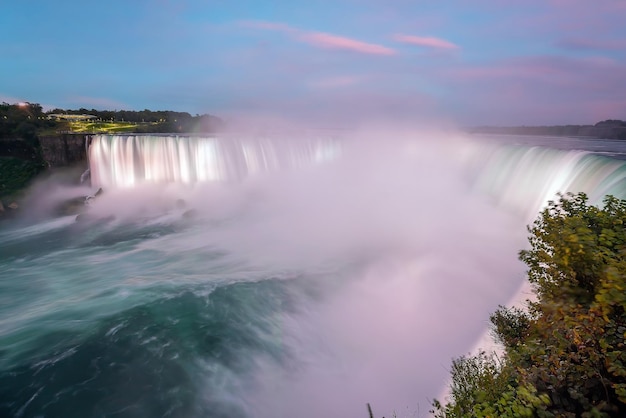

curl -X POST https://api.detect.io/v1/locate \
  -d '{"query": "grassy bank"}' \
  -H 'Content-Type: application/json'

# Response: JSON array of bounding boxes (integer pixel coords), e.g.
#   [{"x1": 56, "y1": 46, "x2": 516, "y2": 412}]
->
[{"x1": 68, "y1": 121, "x2": 157, "y2": 133}]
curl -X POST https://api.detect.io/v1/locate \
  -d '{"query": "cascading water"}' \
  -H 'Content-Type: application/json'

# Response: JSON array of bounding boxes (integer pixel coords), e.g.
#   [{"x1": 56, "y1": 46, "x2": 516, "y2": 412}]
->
[
  {"x1": 464, "y1": 142, "x2": 626, "y2": 218},
  {"x1": 2, "y1": 132, "x2": 626, "y2": 418},
  {"x1": 473, "y1": 146, "x2": 592, "y2": 215},
  {"x1": 88, "y1": 134, "x2": 341, "y2": 188}
]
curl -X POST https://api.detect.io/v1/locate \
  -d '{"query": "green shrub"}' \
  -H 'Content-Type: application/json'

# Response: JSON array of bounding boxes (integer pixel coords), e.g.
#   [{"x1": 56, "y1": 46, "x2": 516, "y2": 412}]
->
[
  {"x1": 0, "y1": 157, "x2": 44, "y2": 198},
  {"x1": 434, "y1": 193, "x2": 626, "y2": 417}
]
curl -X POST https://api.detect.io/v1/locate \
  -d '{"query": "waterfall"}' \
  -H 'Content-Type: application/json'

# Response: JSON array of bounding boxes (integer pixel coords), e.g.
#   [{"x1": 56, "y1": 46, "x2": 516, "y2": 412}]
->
[
  {"x1": 458, "y1": 141, "x2": 626, "y2": 219},
  {"x1": 5, "y1": 133, "x2": 626, "y2": 418},
  {"x1": 87, "y1": 133, "x2": 626, "y2": 220},
  {"x1": 88, "y1": 134, "x2": 341, "y2": 189}
]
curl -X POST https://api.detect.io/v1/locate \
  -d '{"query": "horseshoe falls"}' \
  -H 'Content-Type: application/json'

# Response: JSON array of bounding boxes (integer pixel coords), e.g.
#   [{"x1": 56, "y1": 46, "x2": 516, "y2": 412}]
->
[{"x1": 2, "y1": 132, "x2": 626, "y2": 418}]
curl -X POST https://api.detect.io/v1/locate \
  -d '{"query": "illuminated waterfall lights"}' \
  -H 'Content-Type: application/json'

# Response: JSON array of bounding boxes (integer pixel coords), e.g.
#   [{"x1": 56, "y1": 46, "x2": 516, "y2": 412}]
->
[
  {"x1": 88, "y1": 134, "x2": 342, "y2": 189},
  {"x1": 466, "y1": 144, "x2": 626, "y2": 219}
]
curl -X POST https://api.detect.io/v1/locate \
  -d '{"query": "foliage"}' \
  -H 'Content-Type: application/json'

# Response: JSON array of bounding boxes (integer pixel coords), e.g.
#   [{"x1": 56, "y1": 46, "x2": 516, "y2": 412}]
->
[
  {"x1": 2, "y1": 102, "x2": 224, "y2": 138},
  {"x1": 434, "y1": 193, "x2": 626, "y2": 417},
  {"x1": 0, "y1": 157, "x2": 44, "y2": 198},
  {"x1": 0, "y1": 102, "x2": 56, "y2": 143},
  {"x1": 489, "y1": 305, "x2": 532, "y2": 349},
  {"x1": 49, "y1": 107, "x2": 224, "y2": 133}
]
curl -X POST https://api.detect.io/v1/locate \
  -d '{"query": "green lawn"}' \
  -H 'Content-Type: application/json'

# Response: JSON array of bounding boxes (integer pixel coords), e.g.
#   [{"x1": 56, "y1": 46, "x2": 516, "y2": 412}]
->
[{"x1": 68, "y1": 121, "x2": 156, "y2": 133}]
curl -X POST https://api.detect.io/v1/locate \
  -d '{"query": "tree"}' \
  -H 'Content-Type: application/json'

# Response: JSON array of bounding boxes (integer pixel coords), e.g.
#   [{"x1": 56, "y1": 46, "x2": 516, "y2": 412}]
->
[{"x1": 434, "y1": 193, "x2": 626, "y2": 417}]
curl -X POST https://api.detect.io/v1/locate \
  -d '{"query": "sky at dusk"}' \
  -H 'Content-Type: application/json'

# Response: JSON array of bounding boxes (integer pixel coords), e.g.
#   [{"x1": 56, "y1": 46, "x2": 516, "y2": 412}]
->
[{"x1": 1, "y1": 0, "x2": 625, "y2": 126}]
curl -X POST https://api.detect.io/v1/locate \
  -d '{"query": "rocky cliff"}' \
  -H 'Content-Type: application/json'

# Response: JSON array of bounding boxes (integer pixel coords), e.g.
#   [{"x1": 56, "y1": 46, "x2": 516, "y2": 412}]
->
[
  {"x1": 1, "y1": 134, "x2": 90, "y2": 201},
  {"x1": 39, "y1": 133, "x2": 90, "y2": 168}
]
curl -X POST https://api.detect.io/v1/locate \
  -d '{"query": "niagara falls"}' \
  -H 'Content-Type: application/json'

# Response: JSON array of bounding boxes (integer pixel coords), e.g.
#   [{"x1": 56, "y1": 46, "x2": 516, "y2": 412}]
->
[
  {"x1": 2, "y1": 0, "x2": 626, "y2": 417},
  {"x1": 2, "y1": 129, "x2": 626, "y2": 417}
]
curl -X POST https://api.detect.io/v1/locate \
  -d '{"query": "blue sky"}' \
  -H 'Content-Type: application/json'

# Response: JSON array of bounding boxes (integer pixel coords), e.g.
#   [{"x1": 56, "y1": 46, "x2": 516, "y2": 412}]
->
[{"x1": 1, "y1": 0, "x2": 625, "y2": 126}]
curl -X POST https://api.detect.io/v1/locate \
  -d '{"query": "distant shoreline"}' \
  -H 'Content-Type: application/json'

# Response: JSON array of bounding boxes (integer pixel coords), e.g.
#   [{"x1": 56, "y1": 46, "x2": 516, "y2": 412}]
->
[{"x1": 466, "y1": 120, "x2": 626, "y2": 140}]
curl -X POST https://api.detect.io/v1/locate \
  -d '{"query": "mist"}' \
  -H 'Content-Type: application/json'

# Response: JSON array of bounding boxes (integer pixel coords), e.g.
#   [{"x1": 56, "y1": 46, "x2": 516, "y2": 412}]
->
[
  {"x1": 227, "y1": 132, "x2": 527, "y2": 417},
  {"x1": 66, "y1": 128, "x2": 529, "y2": 417},
  {"x1": 0, "y1": 124, "x2": 539, "y2": 418}
]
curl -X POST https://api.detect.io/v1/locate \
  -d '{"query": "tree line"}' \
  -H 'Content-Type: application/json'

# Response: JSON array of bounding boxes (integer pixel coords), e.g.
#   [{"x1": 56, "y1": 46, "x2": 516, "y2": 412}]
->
[
  {"x1": 469, "y1": 120, "x2": 626, "y2": 140},
  {"x1": 0, "y1": 102, "x2": 55, "y2": 144},
  {"x1": 1, "y1": 102, "x2": 224, "y2": 138},
  {"x1": 47, "y1": 107, "x2": 224, "y2": 133}
]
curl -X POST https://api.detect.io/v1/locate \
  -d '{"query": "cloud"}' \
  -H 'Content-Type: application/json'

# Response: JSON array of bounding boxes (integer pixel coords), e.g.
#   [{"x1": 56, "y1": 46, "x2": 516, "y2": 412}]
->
[
  {"x1": 242, "y1": 20, "x2": 395, "y2": 56},
  {"x1": 393, "y1": 34, "x2": 459, "y2": 50},
  {"x1": 299, "y1": 32, "x2": 395, "y2": 55}
]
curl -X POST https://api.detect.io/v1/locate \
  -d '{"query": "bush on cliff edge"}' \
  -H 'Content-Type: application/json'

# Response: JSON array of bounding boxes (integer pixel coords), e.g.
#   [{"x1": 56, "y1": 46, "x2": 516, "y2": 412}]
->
[{"x1": 433, "y1": 192, "x2": 626, "y2": 417}]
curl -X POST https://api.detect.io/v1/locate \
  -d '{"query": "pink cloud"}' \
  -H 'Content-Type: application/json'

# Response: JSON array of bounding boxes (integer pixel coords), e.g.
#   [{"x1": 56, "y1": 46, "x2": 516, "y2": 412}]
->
[
  {"x1": 393, "y1": 34, "x2": 459, "y2": 50},
  {"x1": 242, "y1": 20, "x2": 395, "y2": 56},
  {"x1": 301, "y1": 32, "x2": 395, "y2": 55}
]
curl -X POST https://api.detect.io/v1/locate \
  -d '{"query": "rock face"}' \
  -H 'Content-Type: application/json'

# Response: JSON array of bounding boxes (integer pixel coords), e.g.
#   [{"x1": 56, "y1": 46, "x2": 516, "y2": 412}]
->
[
  {"x1": 39, "y1": 134, "x2": 90, "y2": 168},
  {"x1": 0, "y1": 134, "x2": 90, "y2": 202}
]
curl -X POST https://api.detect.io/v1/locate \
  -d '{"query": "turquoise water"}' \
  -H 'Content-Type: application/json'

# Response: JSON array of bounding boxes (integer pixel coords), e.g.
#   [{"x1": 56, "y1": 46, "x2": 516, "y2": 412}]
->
[
  {"x1": 0, "y1": 207, "x2": 330, "y2": 417},
  {"x1": 2, "y1": 133, "x2": 626, "y2": 417}
]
